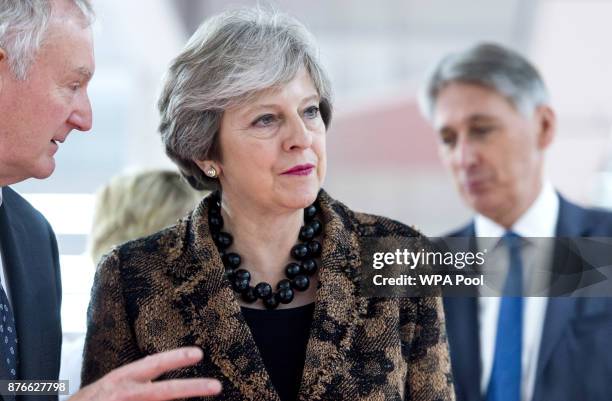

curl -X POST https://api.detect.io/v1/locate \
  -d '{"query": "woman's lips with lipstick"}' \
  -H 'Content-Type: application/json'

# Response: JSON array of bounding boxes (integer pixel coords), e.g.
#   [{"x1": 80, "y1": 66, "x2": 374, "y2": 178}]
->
[{"x1": 282, "y1": 163, "x2": 315, "y2": 176}]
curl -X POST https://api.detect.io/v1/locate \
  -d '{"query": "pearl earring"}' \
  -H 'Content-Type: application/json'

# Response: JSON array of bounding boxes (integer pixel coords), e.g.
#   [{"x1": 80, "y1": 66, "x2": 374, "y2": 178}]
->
[{"x1": 205, "y1": 166, "x2": 217, "y2": 178}]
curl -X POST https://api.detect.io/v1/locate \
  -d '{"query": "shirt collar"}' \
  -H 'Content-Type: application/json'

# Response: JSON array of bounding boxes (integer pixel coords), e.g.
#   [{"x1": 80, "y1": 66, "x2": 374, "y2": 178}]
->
[
  {"x1": 474, "y1": 181, "x2": 559, "y2": 238},
  {"x1": 0, "y1": 187, "x2": 3, "y2": 207}
]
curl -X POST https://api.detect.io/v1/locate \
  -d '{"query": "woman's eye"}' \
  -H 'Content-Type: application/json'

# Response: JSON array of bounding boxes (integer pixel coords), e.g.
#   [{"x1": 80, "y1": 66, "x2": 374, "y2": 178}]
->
[
  {"x1": 304, "y1": 105, "x2": 319, "y2": 119},
  {"x1": 253, "y1": 114, "x2": 276, "y2": 127}
]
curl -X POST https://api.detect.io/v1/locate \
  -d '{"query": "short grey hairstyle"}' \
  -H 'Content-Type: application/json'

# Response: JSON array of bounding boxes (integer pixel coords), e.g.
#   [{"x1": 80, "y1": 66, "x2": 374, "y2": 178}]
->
[
  {"x1": 158, "y1": 7, "x2": 333, "y2": 191},
  {"x1": 421, "y1": 42, "x2": 550, "y2": 120},
  {"x1": 0, "y1": 0, "x2": 94, "y2": 80}
]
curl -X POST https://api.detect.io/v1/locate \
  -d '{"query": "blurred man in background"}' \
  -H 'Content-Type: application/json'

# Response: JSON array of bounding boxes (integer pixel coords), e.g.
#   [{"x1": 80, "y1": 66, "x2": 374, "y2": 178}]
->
[
  {"x1": 0, "y1": 0, "x2": 220, "y2": 399},
  {"x1": 420, "y1": 43, "x2": 612, "y2": 401}
]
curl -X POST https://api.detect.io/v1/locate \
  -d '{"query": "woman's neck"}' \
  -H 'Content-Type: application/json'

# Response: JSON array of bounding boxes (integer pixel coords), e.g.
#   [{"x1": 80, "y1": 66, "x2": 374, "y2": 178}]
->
[{"x1": 220, "y1": 195, "x2": 304, "y2": 284}]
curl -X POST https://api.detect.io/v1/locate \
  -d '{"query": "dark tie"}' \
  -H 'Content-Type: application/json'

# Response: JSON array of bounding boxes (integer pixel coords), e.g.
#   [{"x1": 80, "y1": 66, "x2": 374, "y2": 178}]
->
[
  {"x1": 486, "y1": 231, "x2": 523, "y2": 401},
  {"x1": 0, "y1": 276, "x2": 18, "y2": 380}
]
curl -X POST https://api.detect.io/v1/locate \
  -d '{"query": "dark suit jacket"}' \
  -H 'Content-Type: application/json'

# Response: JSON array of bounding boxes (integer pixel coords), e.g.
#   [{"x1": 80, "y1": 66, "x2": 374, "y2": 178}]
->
[
  {"x1": 0, "y1": 187, "x2": 62, "y2": 401},
  {"x1": 444, "y1": 195, "x2": 612, "y2": 401},
  {"x1": 82, "y1": 190, "x2": 455, "y2": 401}
]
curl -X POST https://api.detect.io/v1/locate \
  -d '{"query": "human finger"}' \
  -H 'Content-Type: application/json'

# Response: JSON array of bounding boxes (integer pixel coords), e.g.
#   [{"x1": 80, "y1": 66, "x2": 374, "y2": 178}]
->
[{"x1": 109, "y1": 347, "x2": 204, "y2": 382}]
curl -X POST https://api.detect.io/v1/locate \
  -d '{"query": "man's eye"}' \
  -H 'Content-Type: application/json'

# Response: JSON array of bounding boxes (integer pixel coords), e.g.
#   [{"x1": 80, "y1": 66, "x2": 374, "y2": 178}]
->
[
  {"x1": 470, "y1": 126, "x2": 493, "y2": 136},
  {"x1": 442, "y1": 137, "x2": 455, "y2": 146},
  {"x1": 69, "y1": 83, "x2": 81, "y2": 91},
  {"x1": 304, "y1": 105, "x2": 319, "y2": 119},
  {"x1": 253, "y1": 114, "x2": 276, "y2": 127},
  {"x1": 440, "y1": 132, "x2": 456, "y2": 146}
]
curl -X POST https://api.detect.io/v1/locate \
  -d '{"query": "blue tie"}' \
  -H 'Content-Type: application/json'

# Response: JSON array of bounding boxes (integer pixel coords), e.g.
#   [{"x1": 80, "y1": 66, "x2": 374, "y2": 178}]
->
[
  {"x1": 486, "y1": 232, "x2": 523, "y2": 401},
  {"x1": 0, "y1": 277, "x2": 18, "y2": 380}
]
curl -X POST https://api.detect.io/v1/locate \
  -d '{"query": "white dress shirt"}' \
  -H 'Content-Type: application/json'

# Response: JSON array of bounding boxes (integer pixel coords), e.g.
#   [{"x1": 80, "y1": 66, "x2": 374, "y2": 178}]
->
[
  {"x1": 475, "y1": 181, "x2": 559, "y2": 401},
  {"x1": 0, "y1": 187, "x2": 14, "y2": 307}
]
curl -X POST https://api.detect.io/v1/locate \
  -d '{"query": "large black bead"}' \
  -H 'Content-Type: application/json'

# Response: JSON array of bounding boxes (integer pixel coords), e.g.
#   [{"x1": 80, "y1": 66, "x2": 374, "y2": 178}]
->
[
  {"x1": 285, "y1": 262, "x2": 302, "y2": 279},
  {"x1": 234, "y1": 269, "x2": 251, "y2": 281},
  {"x1": 211, "y1": 193, "x2": 221, "y2": 208},
  {"x1": 254, "y1": 282, "x2": 273, "y2": 299},
  {"x1": 307, "y1": 240, "x2": 322, "y2": 257},
  {"x1": 208, "y1": 204, "x2": 221, "y2": 216},
  {"x1": 215, "y1": 232, "x2": 233, "y2": 249},
  {"x1": 301, "y1": 259, "x2": 318, "y2": 275},
  {"x1": 291, "y1": 244, "x2": 309, "y2": 260},
  {"x1": 277, "y1": 279, "x2": 292, "y2": 290},
  {"x1": 224, "y1": 267, "x2": 237, "y2": 279},
  {"x1": 263, "y1": 295, "x2": 280, "y2": 309},
  {"x1": 292, "y1": 275, "x2": 309, "y2": 291},
  {"x1": 233, "y1": 278, "x2": 250, "y2": 293},
  {"x1": 277, "y1": 288, "x2": 295, "y2": 304},
  {"x1": 241, "y1": 287, "x2": 258, "y2": 303},
  {"x1": 304, "y1": 205, "x2": 317, "y2": 221},
  {"x1": 222, "y1": 252, "x2": 241, "y2": 268},
  {"x1": 208, "y1": 214, "x2": 223, "y2": 230},
  {"x1": 299, "y1": 226, "x2": 315, "y2": 241},
  {"x1": 208, "y1": 209, "x2": 221, "y2": 221},
  {"x1": 309, "y1": 220, "x2": 322, "y2": 236}
]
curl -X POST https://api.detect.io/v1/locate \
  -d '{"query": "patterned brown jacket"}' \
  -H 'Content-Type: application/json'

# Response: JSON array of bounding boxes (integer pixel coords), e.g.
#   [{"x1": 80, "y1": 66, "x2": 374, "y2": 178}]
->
[{"x1": 81, "y1": 190, "x2": 455, "y2": 401}]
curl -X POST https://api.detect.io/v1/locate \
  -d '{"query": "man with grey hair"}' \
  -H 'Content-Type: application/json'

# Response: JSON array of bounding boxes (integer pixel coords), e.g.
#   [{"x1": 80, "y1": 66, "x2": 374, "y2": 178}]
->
[
  {"x1": 0, "y1": 0, "x2": 221, "y2": 400},
  {"x1": 421, "y1": 42, "x2": 612, "y2": 401}
]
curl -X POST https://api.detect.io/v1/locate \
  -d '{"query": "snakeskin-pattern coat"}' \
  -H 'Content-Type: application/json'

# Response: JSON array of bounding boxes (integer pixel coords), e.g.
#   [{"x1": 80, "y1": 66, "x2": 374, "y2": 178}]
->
[{"x1": 81, "y1": 190, "x2": 455, "y2": 401}]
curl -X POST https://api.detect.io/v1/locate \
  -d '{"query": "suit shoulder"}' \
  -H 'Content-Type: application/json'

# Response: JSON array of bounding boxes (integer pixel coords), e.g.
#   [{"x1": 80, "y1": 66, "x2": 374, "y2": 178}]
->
[
  {"x1": 582, "y1": 205, "x2": 612, "y2": 229},
  {"x1": 319, "y1": 192, "x2": 423, "y2": 239},
  {"x1": 561, "y1": 196, "x2": 612, "y2": 235},
  {"x1": 3, "y1": 186, "x2": 54, "y2": 233},
  {"x1": 445, "y1": 222, "x2": 473, "y2": 238},
  {"x1": 102, "y1": 216, "x2": 190, "y2": 270}
]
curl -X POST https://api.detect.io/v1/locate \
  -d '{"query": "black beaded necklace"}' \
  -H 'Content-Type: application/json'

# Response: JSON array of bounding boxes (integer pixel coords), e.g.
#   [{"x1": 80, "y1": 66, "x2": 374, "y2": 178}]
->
[{"x1": 208, "y1": 192, "x2": 323, "y2": 309}]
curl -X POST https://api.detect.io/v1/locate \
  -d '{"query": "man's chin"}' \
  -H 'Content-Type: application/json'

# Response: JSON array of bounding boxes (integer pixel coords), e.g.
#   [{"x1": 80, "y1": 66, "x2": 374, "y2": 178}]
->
[
  {"x1": 466, "y1": 192, "x2": 499, "y2": 217},
  {"x1": 32, "y1": 160, "x2": 56, "y2": 180}
]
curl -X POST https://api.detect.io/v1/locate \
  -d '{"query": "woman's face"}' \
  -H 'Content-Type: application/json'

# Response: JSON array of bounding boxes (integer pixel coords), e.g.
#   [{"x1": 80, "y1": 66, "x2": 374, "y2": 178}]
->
[{"x1": 206, "y1": 68, "x2": 327, "y2": 214}]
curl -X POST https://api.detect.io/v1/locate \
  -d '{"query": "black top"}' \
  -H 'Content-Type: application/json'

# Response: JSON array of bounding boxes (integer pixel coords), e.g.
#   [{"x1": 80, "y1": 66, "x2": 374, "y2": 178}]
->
[{"x1": 242, "y1": 303, "x2": 315, "y2": 401}]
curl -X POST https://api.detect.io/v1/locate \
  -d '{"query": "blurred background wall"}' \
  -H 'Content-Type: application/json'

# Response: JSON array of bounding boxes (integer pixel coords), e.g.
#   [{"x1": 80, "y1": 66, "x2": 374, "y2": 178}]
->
[{"x1": 12, "y1": 0, "x2": 612, "y2": 377}]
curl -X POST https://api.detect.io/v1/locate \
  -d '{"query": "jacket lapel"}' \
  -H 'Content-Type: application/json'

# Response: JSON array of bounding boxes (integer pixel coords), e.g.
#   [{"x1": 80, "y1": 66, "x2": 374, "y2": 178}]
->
[
  {"x1": 445, "y1": 223, "x2": 482, "y2": 401},
  {"x1": 0, "y1": 188, "x2": 60, "y2": 386},
  {"x1": 443, "y1": 297, "x2": 481, "y2": 401},
  {"x1": 297, "y1": 191, "x2": 366, "y2": 400},
  {"x1": 166, "y1": 195, "x2": 279, "y2": 400},
  {"x1": 534, "y1": 195, "x2": 583, "y2": 391},
  {"x1": 0, "y1": 206, "x2": 20, "y2": 401}
]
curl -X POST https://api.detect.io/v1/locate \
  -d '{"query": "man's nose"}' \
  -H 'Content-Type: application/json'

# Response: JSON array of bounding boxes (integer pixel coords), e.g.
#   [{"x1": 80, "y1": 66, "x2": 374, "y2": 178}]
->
[
  {"x1": 454, "y1": 137, "x2": 479, "y2": 168},
  {"x1": 68, "y1": 93, "x2": 93, "y2": 132}
]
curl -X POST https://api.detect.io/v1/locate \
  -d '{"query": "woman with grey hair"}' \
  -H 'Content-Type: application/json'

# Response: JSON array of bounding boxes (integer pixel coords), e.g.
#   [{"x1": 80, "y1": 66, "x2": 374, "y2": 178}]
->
[{"x1": 82, "y1": 7, "x2": 454, "y2": 401}]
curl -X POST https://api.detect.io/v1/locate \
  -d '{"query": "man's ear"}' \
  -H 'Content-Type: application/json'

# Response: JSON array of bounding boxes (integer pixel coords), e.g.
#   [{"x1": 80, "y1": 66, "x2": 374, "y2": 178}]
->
[
  {"x1": 535, "y1": 105, "x2": 556, "y2": 150},
  {"x1": 0, "y1": 48, "x2": 6, "y2": 93}
]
